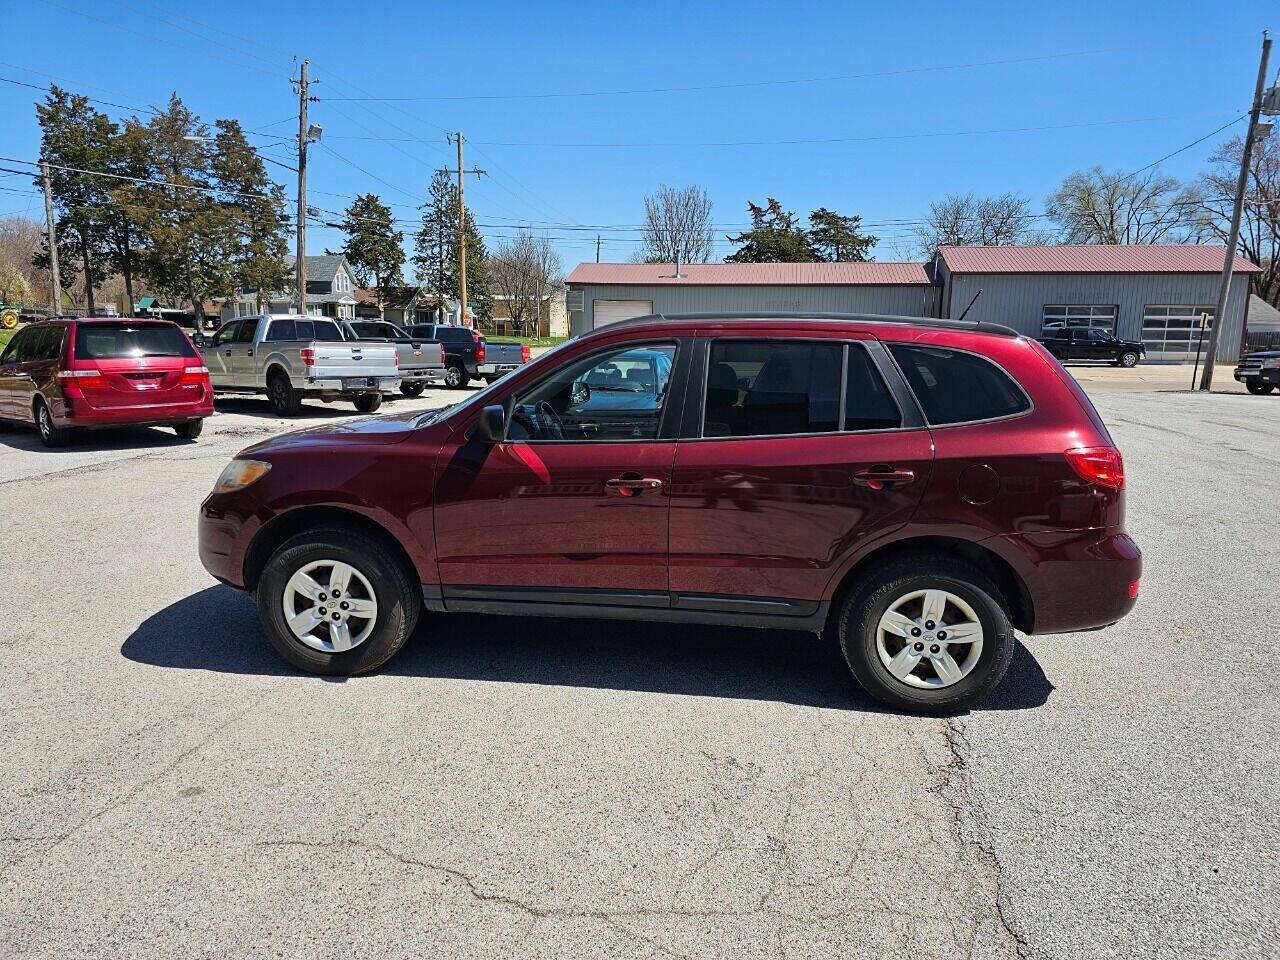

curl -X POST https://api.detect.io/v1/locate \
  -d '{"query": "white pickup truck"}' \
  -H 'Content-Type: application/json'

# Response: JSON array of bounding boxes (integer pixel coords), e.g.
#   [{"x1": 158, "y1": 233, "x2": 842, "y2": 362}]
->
[{"x1": 199, "y1": 314, "x2": 399, "y2": 415}]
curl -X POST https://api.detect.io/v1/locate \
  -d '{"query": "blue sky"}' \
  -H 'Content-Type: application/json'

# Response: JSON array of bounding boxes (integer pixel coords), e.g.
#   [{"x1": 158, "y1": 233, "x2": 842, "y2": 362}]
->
[{"x1": 0, "y1": 0, "x2": 1274, "y2": 272}]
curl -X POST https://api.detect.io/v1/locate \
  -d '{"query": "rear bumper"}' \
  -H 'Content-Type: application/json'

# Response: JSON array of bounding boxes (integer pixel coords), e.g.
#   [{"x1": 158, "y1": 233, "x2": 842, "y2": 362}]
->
[
  {"x1": 401, "y1": 367, "x2": 446, "y2": 383},
  {"x1": 991, "y1": 530, "x2": 1141, "y2": 634},
  {"x1": 60, "y1": 396, "x2": 213, "y2": 427},
  {"x1": 304, "y1": 376, "x2": 401, "y2": 394},
  {"x1": 476, "y1": 363, "x2": 520, "y2": 376}
]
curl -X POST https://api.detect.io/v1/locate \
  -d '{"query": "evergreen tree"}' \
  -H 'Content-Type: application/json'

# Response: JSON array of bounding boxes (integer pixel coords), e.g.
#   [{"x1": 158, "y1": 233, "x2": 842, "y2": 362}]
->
[
  {"x1": 808, "y1": 207, "x2": 875, "y2": 262},
  {"x1": 34, "y1": 85, "x2": 116, "y2": 314},
  {"x1": 211, "y1": 118, "x2": 290, "y2": 309},
  {"x1": 103, "y1": 117, "x2": 151, "y2": 313},
  {"x1": 724, "y1": 199, "x2": 813, "y2": 263},
  {"x1": 412, "y1": 170, "x2": 490, "y2": 322},
  {"x1": 339, "y1": 193, "x2": 403, "y2": 308},
  {"x1": 462, "y1": 207, "x2": 492, "y2": 324}
]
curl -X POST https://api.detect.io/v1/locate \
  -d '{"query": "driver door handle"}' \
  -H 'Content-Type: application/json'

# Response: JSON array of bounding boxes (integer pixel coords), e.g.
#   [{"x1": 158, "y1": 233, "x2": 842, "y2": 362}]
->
[{"x1": 605, "y1": 476, "x2": 664, "y2": 497}]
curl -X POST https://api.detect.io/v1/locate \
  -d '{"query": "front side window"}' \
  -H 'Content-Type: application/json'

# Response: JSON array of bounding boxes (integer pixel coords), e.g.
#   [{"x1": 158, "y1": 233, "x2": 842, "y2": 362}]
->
[
  {"x1": 211, "y1": 321, "x2": 240, "y2": 347},
  {"x1": 704, "y1": 340, "x2": 842, "y2": 437},
  {"x1": 508, "y1": 343, "x2": 678, "y2": 442},
  {"x1": 888, "y1": 343, "x2": 1030, "y2": 425}
]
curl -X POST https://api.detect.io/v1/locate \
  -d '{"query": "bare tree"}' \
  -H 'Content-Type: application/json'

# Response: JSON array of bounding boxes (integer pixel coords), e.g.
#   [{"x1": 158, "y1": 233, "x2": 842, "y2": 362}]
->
[
  {"x1": 914, "y1": 192, "x2": 1045, "y2": 255},
  {"x1": 0, "y1": 215, "x2": 53, "y2": 306},
  {"x1": 1195, "y1": 134, "x2": 1280, "y2": 306},
  {"x1": 642, "y1": 184, "x2": 714, "y2": 264},
  {"x1": 1045, "y1": 166, "x2": 1199, "y2": 245},
  {"x1": 489, "y1": 229, "x2": 563, "y2": 337}
]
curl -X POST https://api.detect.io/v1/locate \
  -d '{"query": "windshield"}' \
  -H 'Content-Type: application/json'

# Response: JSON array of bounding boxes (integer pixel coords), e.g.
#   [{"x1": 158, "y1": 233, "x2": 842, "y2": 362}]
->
[{"x1": 73, "y1": 323, "x2": 196, "y2": 359}]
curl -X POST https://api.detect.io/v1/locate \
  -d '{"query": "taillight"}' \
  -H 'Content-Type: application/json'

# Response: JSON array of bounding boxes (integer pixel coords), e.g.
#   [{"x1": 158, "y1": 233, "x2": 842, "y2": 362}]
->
[
  {"x1": 1128, "y1": 579, "x2": 1140, "y2": 599},
  {"x1": 58, "y1": 368, "x2": 107, "y2": 390},
  {"x1": 393, "y1": 352, "x2": 399, "y2": 368},
  {"x1": 521, "y1": 344, "x2": 531, "y2": 363},
  {"x1": 180, "y1": 365, "x2": 210, "y2": 386},
  {"x1": 300, "y1": 348, "x2": 315, "y2": 367},
  {"x1": 1064, "y1": 446, "x2": 1125, "y2": 489},
  {"x1": 475, "y1": 338, "x2": 486, "y2": 364}
]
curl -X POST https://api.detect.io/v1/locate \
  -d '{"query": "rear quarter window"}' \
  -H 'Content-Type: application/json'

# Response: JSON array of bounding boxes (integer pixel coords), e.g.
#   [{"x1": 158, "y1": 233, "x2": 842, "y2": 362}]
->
[{"x1": 888, "y1": 343, "x2": 1030, "y2": 425}]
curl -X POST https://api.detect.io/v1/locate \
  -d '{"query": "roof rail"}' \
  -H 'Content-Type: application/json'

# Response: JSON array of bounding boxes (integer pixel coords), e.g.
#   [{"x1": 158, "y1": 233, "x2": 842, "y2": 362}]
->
[{"x1": 591, "y1": 311, "x2": 1021, "y2": 338}]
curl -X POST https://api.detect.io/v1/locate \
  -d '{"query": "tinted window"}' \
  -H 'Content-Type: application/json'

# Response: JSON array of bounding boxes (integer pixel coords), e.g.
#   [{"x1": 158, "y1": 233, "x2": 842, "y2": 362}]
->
[
  {"x1": 1, "y1": 327, "x2": 33, "y2": 364},
  {"x1": 407, "y1": 325, "x2": 437, "y2": 340},
  {"x1": 311, "y1": 320, "x2": 344, "y2": 342},
  {"x1": 73, "y1": 323, "x2": 197, "y2": 360},
  {"x1": 265, "y1": 318, "x2": 297, "y2": 341},
  {"x1": 509, "y1": 344, "x2": 678, "y2": 442},
  {"x1": 844, "y1": 346, "x2": 901, "y2": 431},
  {"x1": 235, "y1": 318, "x2": 260, "y2": 343},
  {"x1": 888, "y1": 344, "x2": 1030, "y2": 425},
  {"x1": 33, "y1": 324, "x2": 67, "y2": 362},
  {"x1": 704, "y1": 340, "x2": 842, "y2": 437},
  {"x1": 436, "y1": 327, "x2": 472, "y2": 343}
]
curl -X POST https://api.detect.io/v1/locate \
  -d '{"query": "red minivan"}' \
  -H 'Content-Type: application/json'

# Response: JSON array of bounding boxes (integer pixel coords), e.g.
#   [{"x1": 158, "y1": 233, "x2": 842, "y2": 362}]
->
[
  {"x1": 0, "y1": 318, "x2": 212, "y2": 446},
  {"x1": 199, "y1": 313, "x2": 1141, "y2": 712}
]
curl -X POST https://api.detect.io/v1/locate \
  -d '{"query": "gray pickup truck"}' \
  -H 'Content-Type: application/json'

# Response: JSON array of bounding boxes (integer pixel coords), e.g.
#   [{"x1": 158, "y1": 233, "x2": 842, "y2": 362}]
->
[
  {"x1": 200, "y1": 314, "x2": 399, "y2": 415},
  {"x1": 405, "y1": 323, "x2": 529, "y2": 388},
  {"x1": 341, "y1": 320, "x2": 446, "y2": 397}
]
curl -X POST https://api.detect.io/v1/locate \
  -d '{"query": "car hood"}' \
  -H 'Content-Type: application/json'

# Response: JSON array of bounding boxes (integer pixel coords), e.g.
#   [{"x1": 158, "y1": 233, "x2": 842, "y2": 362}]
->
[{"x1": 240, "y1": 407, "x2": 430, "y2": 455}]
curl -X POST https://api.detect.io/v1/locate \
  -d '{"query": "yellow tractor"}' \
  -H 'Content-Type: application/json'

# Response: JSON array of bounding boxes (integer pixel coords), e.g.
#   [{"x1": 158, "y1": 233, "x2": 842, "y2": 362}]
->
[{"x1": 0, "y1": 306, "x2": 18, "y2": 330}]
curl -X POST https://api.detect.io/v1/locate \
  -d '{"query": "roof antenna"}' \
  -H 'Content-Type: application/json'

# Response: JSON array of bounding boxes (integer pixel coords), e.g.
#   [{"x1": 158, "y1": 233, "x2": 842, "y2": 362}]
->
[{"x1": 956, "y1": 288, "x2": 983, "y2": 323}]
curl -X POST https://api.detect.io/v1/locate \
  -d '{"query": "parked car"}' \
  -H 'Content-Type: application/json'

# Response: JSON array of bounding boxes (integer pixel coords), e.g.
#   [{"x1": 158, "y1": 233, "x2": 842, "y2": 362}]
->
[
  {"x1": 199, "y1": 313, "x2": 1142, "y2": 713},
  {"x1": 1233, "y1": 349, "x2": 1280, "y2": 394},
  {"x1": 404, "y1": 323, "x2": 529, "y2": 388},
  {"x1": 1038, "y1": 326, "x2": 1145, "y2": 367},
  {"x1": 341, "y1": 320, "x2": 446, "y2": 397},
  {"x1": 199, "y1": 314, "x2": 399, "y2": 415},
  {"x1": 0, "y1": 317, "x2": 211, "y2": 447}
]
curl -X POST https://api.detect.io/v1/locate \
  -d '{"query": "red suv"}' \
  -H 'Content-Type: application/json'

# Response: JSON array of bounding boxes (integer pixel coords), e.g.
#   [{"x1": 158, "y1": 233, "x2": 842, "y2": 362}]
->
[
  {"x1": 199, "y1": 314, "x2": 1140, "y2": 712},
  {"x1": 0, "y1": 318, "x2": 212, "y2": 446}
]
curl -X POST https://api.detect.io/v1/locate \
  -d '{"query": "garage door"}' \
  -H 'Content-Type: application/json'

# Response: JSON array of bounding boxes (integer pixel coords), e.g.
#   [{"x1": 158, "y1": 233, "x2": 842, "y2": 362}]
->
[{"x1": 593, "y1": 299, "x2": 653, "y2": 328}]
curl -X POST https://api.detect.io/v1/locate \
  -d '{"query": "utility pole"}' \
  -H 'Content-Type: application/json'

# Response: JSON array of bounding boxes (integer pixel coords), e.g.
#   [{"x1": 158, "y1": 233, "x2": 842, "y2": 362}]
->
[
  {"x1": 1200, "y1": 32, "x2": 1273, "y2": 390},
  {"x1": 595, "y1": 234, "x2": 601, "y2": 263},
  {"x1": 444, "y1": 133, "x2": 484, "y2": 325},
  {"x1": 40, "y1": 162, "x2": 61, "y2": 313},
  {"x1": 294, "y1": 60, "x2": 313, "y2": 316}
]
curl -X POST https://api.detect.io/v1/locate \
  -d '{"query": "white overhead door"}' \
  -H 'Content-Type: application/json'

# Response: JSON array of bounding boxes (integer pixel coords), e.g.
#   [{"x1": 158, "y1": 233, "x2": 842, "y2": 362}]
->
[{"x1": 593, "y1": 299, "x2": 653, "y2": 328}]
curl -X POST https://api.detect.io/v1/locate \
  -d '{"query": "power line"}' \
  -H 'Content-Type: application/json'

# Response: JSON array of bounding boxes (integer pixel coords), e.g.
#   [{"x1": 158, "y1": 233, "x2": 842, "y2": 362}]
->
[
  {"x1": 318, "y1": 49, "x2": 1112, "y2": 102},
  {"x1": 1119, "y1": 113, "x2": 1248, "y2": 181}
]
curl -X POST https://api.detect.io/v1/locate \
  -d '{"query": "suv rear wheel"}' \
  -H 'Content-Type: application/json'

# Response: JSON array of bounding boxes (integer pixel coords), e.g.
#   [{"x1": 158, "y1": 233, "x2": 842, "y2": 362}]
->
[
  {"x1": 174, "y1": 419, "x2": 203, "y2": 440},
  {"x1": 256, "y1": 527, "x2": 421, "y2": 675},
  {"x1": 836, "y1": 555, "x2": 1015, "y2": 713}
]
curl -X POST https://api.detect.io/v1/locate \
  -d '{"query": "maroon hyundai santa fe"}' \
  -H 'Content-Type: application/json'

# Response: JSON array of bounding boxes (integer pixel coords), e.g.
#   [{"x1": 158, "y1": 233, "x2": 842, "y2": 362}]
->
[{"x1": 199, "y1": 314, "x2": 1140, "y2": 712}]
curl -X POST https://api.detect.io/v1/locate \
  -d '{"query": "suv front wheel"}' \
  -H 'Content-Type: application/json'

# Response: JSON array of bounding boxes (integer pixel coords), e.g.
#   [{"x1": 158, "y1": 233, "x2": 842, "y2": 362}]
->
[{"x1": 836, "y1": 555, "x2": 1015, "y2": 713}]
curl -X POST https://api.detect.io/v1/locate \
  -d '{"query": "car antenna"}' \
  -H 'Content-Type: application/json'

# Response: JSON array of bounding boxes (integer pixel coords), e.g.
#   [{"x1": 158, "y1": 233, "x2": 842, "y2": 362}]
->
[{"x1": 956, "y1": 289, "x2": 982, "y2": 323}]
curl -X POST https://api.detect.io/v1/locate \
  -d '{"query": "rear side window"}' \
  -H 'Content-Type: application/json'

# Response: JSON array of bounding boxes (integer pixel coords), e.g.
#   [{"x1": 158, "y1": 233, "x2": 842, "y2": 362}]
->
[
  {"x1": 437, "y1": 327, "x2": 472, "y2": 343},
  {"x1": 266, "y1": 319, "x2": 297, "y2": 341},
  {"x1": 33, "y1": 324, "x2": 67, "y2": 361},
  {"x1": 704, "y1": 340, "x2": 842, "y2": 437},
  {"x1": 844, "y1": 346, "x2": 902, "y2": 431},
  {"x1": 888, "y1": 343, "x2": 1030, "y2": 425},
  {"x1": 311, "y1": 320, "x2": 344, "y2": 342},
  {"x1": 73, "y1": 323, "x2": 197, "y2": 360}
]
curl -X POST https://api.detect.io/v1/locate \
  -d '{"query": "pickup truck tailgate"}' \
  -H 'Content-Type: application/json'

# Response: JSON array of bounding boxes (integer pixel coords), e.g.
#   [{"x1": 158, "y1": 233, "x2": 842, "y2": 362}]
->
[{"x1": 311, "y1": 341, "x2": 398, "y2": 379}]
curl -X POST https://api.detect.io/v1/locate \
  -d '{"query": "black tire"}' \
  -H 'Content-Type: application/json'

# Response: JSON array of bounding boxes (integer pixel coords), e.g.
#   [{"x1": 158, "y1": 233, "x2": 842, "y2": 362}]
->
[
  {"x1": 256, "y1": 526, "x2": 421, "y2": 675},
  {"x1": 1245, "y1": 381, "x2": 1276, "y2": 395},
  {"x1": 352, "y1": 393, "x2": 382, "y2": 413},
  {"x1": 174, "y1": 418, "x2": 204, "y2": 440},
  {"x1": 444, "y1": 363, "x2": 469, "y2": 389},
  {"x1": 1119, "y1": 351, "x2": 1139, "y2": 368},
  {"x1": 400, "y1": 381, "x2": 426, "y2": 398},
  {"x1": 267, "y1": 370, "x2": 302, "y2": 416},
  {"x1": 34, "y1": 398, "x2": 69, "y2": 448},
  {"x1": 835, "y1": 554, "x2": 1015, "y2": 714}
]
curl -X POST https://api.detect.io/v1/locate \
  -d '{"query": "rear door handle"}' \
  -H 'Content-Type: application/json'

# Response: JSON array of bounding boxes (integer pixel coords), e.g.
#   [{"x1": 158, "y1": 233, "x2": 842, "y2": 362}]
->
[
  {"x1": 852, "y1": 468, "x2": 916, "y2": 491},
  {"x1": 605, "y1": 476, "x2": 664, "y2": 497}
]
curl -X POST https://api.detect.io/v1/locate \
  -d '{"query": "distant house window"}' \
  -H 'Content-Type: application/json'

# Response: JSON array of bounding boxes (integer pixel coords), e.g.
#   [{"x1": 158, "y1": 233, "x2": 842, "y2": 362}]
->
[
  {"x1": 1141, "y1": 305, "x2": 1215, "y2": 361},
  {"x1": 1041, "y1": 305, "x2": 1117, "y2": 334}
]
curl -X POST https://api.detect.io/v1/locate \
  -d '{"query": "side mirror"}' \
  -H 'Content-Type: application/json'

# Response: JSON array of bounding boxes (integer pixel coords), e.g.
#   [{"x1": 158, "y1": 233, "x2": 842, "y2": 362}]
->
[
  {"x1": 475, "y1": 404, "x2": 506, "y2": 442},
  {"x1": 192, "y1": 332, "x2": 206, "y2": 348},
  {"x1": 570, "y1": 380, "x2": 590, "y2": 406}
]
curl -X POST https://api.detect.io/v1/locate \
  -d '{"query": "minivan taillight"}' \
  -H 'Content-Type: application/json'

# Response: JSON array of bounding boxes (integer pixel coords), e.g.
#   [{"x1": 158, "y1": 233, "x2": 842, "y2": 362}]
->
[
  {"x1": 57, "y1": 368, "x2": 107, "y2": 390},
  {"x1": 180, "y1": 365, "x2": 210, "y2": 386},
  {"x1": 300, "y1": 348, "x2": 315, "y2": 368},
  {"x1": 1064, "y1": 446, "x2": 1125, "y2": 489},
  {"x1": 475, "y1": 338, "x2": 486, "y2": 364},
  {"x1": 521, "y1": 344, "x2": 531, "y2": 363}
]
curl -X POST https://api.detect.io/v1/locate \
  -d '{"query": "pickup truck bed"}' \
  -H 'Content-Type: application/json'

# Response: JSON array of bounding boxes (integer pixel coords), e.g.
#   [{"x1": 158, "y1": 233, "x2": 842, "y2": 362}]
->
[{"x1": 405, "y1": 323, "x2": 530, "y2": 388}]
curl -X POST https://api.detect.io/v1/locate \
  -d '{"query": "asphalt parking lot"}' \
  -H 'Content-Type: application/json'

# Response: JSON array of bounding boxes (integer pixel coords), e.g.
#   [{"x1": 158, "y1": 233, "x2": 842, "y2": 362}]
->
[{"x1": 2, "y1": 373, "x2": 1277, "y2": 959}]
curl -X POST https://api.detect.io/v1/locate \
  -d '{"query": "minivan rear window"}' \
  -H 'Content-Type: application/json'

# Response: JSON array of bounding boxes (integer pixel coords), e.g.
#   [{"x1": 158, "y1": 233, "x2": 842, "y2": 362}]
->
[
  {"x1": 888, "y1": 344, "x2": 1030, "y2": 425},
  {"x1": 73, "y1": 323, "x2": 197, "y2": 360}
]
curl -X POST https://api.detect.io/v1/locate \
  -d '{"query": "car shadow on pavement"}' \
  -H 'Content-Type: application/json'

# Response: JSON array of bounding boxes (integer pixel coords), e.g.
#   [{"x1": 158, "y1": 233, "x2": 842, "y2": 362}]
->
[
  {"x1": 212, "y1": 397, "x2": 363, "y2": 420},
  {"x1": 0, "y1": 425, "x2": 193, "y2": 452},
  {"x1": 122, "y1": 585, "x2": 1054, "y2": 712}
]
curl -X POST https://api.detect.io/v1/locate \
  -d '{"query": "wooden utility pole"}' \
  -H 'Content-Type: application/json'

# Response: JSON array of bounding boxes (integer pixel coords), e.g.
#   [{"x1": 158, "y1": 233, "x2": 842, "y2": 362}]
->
[
  {"x1": 295, "y1": 60, "x2": 310, "y2": 316},
  {"x1": 40, "y1": 162, "x2": 61, "y2": 312},
  {"x1": 1200, "y1": 32, "x2": 1272, "y2": 390},
  {"x1": 443, "y1": 133, "x2": 484, "y2": 326},
  {"x1": 596, "y1": 234, "x2": 601, "y2": 263}
]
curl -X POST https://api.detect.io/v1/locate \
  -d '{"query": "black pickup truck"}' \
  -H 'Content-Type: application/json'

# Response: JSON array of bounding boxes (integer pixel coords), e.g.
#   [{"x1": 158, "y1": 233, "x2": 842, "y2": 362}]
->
[
  {"x1": 1234, "y1": 349, "x2": 1280, "y2": 394},
  {"x1": 404, "y1": 323, "x2": 530, "y2": 388},
  {"x1": 1038, "y1": 327, "x2": 1146, "y2": 367}
]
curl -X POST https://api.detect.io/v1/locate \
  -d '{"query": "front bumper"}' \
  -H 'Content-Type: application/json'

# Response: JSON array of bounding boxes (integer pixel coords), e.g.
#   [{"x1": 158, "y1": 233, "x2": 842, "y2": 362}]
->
[{"x1": 1234, "y1": 367, "x2": 1279, "y2": 384}]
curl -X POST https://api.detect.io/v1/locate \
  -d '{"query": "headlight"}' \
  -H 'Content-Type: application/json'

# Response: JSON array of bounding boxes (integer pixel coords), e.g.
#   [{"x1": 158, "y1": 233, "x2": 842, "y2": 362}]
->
[
  {"x1": 212, "y1": 459, "x2": 271, "y2": 494},
  {"x1": 1263, "y1": 358, "x2": 1280, "y2": 369}
]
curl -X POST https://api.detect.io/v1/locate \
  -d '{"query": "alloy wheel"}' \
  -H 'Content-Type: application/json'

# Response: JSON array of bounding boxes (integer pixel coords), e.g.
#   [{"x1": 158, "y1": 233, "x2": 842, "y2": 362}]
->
[
  {"x1": 875, "y1": 588, "x2": 984, "y2": 689},
  {"x1": 281, "y1": 559, "x2": 379, "y2": 653},
  {"x1": 38, "y1": 405, "x2": 52, "y2": 441}
]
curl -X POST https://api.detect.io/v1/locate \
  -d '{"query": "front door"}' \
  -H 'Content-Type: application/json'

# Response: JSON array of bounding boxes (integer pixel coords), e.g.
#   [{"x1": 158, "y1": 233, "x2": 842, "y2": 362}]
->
[
  {"x1": 203, "y1": 320, "x2": 239, "y2": 387},
  {"x1": 668, "y1": 337, "x2": 933, "y2": 613},
  {"x1": 433, "y1": 339, "x2": 681, "y2": 605}
]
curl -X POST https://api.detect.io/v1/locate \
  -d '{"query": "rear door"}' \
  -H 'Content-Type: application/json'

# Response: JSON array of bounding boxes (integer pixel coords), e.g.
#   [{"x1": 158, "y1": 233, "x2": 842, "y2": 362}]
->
[
  {"x1": 25, "y1": 324, "x2": 66, "y2": 416},
  {"x1": 668, "y1": 335, "x2": 933, "y2": 615},
  {"x1": 230, "y1": 317, "x2": 262, "y2": 384},
  {"x1": 204, "y1": 320, "x2": 239, "y2": 386},
  {"x1": 68, "y1": 322, "x2": 202, "y2": 411}
]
